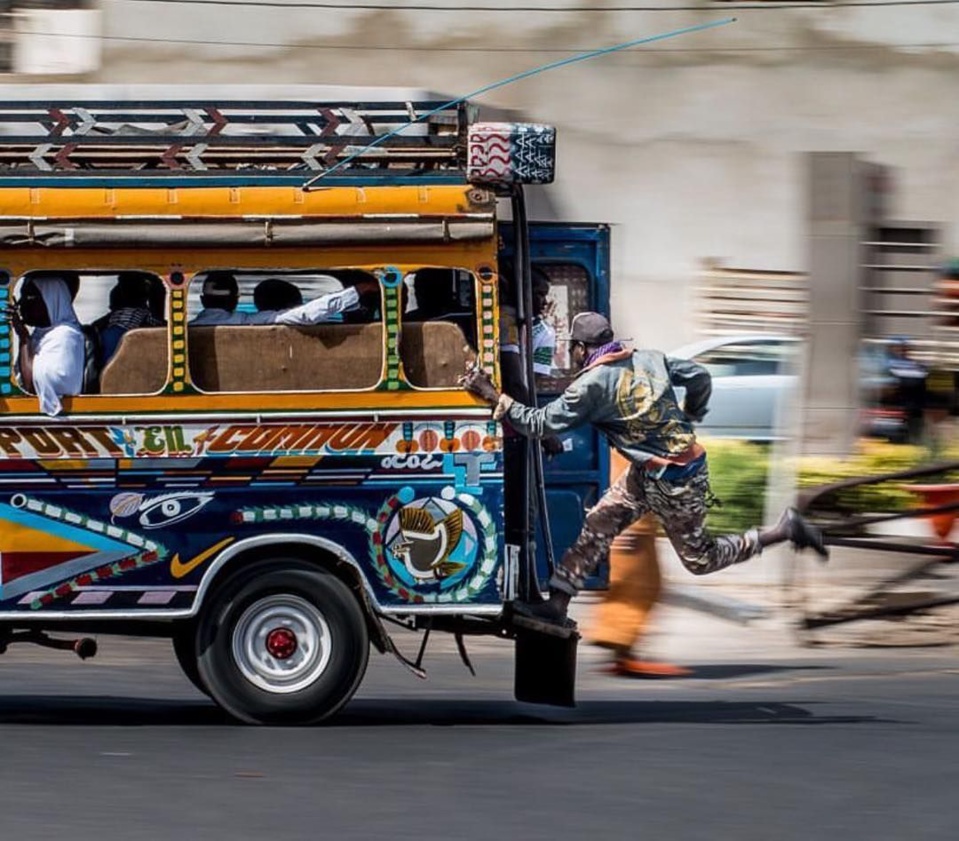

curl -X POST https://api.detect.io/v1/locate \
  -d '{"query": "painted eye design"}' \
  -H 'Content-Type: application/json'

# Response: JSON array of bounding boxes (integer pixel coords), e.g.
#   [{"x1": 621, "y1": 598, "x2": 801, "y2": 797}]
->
[{"x1": 137, "y1": 493, "x2": 213, "y2": 529}]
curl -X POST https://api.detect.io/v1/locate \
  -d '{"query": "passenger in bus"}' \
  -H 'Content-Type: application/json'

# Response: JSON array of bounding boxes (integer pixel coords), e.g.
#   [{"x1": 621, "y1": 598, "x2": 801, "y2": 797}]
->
[
  {"x1": 253, "y1": 278, "x2": 303, "y2": 313},
  {"x1": 331, "y1": 270, "x2": 381, "y2": 324},
  {"x1": 145, "y1": 274, "x2": 167, "y2": 323},
  {"x1": 97, "y1": 272, "x2": 166, "y2": 366},
  {"x1": 191, "y1": 271, "x2": 377, "y2": 326},
  {"x1": 9, "y1": 273, "x2": 84, "y2": 416},
  {"x1": 404, "y1": 268, "x2": 476, "y2": 348},
  {"x1": 531, "y1": 267, "x2": 557, "y2": 377},
  {"x1": 498, "y1": 263, "x2": 561, "y2": 559},
  {"x1": 499, "y1": 263, "x2": 556, "y2": 387}
]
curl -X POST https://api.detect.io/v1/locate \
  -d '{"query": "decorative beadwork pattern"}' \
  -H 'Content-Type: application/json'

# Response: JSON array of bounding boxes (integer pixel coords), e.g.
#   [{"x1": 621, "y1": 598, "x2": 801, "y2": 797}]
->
[
  {"x1": 169, "y1": 287, "x2": 188, "y2": 393},
  {"x1": 380, "y1": 267, "x2": 407, "y2": 391},
  {"x1": 479, "y1": 276, "x2": 496, "y2": 375}
]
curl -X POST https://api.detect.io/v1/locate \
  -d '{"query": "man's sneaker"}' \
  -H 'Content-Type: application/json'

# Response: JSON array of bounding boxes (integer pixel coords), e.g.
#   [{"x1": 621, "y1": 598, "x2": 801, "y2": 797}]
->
[{"x1": 781, "y1": 507, "x2": 829, "y2": 559}]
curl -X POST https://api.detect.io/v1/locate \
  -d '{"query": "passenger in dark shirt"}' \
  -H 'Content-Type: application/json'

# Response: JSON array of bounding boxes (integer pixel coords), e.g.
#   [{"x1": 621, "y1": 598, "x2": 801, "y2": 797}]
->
[
  {"x1": 254, "y1": 278, "x2": 303, "y2": 313},
  {"x1": 405, "y1": 268, "x2": 476, "y2": 348},
  {"x1": 98, "y1": 272, "x2": 165, "y2": 366}
]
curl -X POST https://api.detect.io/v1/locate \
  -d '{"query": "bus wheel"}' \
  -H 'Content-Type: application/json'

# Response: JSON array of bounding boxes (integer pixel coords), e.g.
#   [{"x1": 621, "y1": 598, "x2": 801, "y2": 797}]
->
[
  {"x1": 172, "y1": 627, "x2": 209, "y2": 697},
  {"x1": 196, "y1": 566, "x2": 369, "y2": 725}
]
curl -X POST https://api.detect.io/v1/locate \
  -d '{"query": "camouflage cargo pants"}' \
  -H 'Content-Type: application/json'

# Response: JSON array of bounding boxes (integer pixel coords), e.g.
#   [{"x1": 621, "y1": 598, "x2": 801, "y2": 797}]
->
[{"x1": 550, "y1": 457, "x2": 761, "y2": 595}]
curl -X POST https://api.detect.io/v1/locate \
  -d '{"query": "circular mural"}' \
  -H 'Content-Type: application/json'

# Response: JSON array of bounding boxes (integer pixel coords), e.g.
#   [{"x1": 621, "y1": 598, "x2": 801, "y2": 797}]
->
[{"x1": 383, "y1": 492, "x2": 480, "y2": 591}]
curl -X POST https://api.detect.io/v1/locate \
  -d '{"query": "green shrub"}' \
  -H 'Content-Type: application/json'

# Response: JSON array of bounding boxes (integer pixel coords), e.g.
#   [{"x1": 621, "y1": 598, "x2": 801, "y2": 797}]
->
[
  {"x1": 701, "y1": 440, "x2": 769, "y2": 533},
  {"x1": 698, "y1": 438, "x2": 959, "y2": 533}
]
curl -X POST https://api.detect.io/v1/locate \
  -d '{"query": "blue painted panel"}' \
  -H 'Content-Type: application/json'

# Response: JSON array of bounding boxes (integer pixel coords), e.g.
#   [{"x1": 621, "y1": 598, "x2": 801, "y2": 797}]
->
[{"x1": 500, "y1": 222, "x2": 612, "y2": 590}]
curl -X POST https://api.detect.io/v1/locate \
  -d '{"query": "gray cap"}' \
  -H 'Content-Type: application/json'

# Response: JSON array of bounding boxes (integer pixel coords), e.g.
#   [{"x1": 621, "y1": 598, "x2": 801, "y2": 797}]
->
[{"x1": 569, "y1": 311, "x2": 614, "y2": 345}]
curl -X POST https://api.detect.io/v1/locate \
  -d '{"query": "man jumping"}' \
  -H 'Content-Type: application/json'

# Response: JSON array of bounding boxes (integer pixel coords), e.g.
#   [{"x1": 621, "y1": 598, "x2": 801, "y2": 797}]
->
[{"x1": 461, "y1": 312, "x2": 828, "y2": 623}]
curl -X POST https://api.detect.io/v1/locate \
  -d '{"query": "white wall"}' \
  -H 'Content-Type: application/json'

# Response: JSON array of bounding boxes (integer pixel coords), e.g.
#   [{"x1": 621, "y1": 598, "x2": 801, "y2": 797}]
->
[{"x1": 79, "y1": 2, "x2": 959, "y2": 349}]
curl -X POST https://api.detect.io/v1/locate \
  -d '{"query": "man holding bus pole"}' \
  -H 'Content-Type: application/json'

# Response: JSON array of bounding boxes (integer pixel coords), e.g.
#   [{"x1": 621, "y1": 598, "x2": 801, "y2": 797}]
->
[{"x1": 460, "y1": 312, "x2": 828, "y2": 624}]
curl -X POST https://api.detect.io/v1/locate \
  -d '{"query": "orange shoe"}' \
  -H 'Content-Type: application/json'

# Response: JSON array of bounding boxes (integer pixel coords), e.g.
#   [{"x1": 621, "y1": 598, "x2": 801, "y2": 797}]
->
[{"x1": 607, "y1": 656, "x2": 692, "y2": 678}]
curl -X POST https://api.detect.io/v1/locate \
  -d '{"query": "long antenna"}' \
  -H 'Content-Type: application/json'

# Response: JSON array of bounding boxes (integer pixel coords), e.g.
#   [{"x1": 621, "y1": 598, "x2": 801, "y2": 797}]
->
[{"x1": 302, "y1": 16, "x2": 736, "y2": 189}]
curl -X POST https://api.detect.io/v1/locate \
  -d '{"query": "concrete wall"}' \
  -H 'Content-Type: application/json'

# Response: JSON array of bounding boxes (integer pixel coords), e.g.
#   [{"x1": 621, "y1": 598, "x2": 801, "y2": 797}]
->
[{"x1": 60, "y1": 3, "x2": 959, "y2": 350}]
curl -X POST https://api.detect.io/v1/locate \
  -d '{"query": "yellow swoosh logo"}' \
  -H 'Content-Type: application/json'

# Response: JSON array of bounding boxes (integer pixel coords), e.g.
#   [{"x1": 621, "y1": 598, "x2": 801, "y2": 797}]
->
[{"x1": 170, "y1": 537, "x2": 235, "y2": 579}]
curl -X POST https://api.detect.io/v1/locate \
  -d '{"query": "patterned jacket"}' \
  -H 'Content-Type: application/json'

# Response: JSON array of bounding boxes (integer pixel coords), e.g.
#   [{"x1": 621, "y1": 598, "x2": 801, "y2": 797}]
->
[{"x1": 499, "y1": 347, "x2": 711, "y2": 465}]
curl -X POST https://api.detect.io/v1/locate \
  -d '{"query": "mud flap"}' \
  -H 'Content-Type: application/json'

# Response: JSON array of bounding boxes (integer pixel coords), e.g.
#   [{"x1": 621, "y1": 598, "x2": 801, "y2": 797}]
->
[{"x1": 513, "y1": 615, "x2": 579, "y2": 707}]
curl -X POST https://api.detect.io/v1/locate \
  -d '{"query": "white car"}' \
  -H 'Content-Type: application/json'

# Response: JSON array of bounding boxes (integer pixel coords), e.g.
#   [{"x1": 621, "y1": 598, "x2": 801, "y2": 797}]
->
[{"x1": 668, "y1": 334, "x2": 800, "y2": 441}]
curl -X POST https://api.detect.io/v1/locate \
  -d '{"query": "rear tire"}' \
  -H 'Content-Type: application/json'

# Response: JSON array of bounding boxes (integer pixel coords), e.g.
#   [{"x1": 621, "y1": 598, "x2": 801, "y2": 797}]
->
[{"x1": 196, "y1": 565, "x2": 369, "y2": 725}]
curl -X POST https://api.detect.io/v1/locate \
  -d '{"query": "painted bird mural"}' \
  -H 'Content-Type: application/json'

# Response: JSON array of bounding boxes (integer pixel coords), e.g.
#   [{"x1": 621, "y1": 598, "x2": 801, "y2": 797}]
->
[{"x1": 390, "y1": 506, "x2": 467, "y2": 581}]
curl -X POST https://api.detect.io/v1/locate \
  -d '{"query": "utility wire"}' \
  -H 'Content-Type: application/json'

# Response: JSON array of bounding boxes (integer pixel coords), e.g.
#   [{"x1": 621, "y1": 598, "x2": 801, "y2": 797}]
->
[
  {"x1": 12, "y1": 27, "x2": 959, "y2": 52},
  {"x1": 112, "y1": 0, "x2": 959, "y2": 11},
  {"x1": 305, "y1": 16, "x2": 737, "y2": 184}
]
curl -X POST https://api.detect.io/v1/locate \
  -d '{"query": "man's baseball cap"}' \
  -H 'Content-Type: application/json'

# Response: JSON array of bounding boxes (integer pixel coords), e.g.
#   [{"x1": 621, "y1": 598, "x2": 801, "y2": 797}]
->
[
  {"x1": 569, "y1": 311, "x2": 614, "y2": 345},
  {"x1": 201, "y1": 271, "x2": 238, "y2": 298}
]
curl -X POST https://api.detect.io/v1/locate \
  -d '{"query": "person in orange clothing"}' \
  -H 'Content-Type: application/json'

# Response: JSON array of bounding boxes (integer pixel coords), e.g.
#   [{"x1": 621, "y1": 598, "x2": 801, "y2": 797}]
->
[{"x1": 589, "y1": 450, "x2": 691, "y2": 678}]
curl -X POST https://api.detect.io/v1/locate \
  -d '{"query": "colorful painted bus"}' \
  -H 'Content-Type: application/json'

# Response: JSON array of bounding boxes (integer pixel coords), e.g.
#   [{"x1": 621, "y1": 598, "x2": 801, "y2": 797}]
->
[{"x1": 0, "y1": 98, "x2": 609, "y2": 723}]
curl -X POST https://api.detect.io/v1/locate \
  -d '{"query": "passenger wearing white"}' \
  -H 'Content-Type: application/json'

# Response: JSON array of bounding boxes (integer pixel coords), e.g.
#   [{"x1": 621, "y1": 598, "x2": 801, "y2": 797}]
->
[
  {"x1": 11, "y1": 273, "x2": 84, "y2": 416},
  {"x1": 500, "y1": 265, "x2": 556, "y2": 376},
  {"x1": 190, "y1": 272, "x2": 377, "y2": 326},
  {"x1": 530, "y1": 268, "x2": 557, "y2": 376}
]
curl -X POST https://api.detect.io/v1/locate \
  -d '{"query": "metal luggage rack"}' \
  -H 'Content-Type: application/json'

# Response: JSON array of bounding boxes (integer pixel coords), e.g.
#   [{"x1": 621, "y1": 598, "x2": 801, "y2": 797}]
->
[
  {"x1": 796, "y1": 461, "x2": 959, "y2": 633},
  {"x1": 0, "y1": 100, "x2": 470, "y2": 181}
]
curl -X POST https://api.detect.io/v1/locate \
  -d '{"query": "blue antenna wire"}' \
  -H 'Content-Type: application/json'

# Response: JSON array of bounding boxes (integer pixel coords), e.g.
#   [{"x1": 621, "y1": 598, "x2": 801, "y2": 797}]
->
[{"x1": 302, "y1": 16, "x2": 736, "y2": 189}]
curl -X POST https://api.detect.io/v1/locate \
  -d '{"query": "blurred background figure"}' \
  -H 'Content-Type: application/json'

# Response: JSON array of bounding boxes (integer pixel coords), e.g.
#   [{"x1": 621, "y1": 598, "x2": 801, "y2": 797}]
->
[
  {"x1": 588, "y1": 450, "x2": 691, "y2": 678},
  {"x1": 885, "y1": 337, "x2": 928, "y2": 445}
]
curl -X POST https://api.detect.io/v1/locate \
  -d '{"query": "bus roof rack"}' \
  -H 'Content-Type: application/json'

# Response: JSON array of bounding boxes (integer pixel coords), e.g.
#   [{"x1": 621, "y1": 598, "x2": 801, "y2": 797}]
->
[
  {"x1": 0, "y1": 100, "x2": 556, "y2": 189},
  {"x1": 0, "y1": 99, "x2": 469, "y2": 181}
]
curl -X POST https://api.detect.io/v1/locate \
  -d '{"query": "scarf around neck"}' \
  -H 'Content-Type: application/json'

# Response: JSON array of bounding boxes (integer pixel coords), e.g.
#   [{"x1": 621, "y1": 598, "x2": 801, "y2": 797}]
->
[{"x1": 584, "y1": 340, "x2": 625, "y2": 369}]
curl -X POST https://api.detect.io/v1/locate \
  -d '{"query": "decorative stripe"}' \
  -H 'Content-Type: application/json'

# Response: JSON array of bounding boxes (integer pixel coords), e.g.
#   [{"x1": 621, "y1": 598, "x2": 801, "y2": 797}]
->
[
  {"x1": 70, "y1": 591, "x2": 112, "y2": 605},
  {"x1": 137, "y1": 590, "x2": 178, "y2": 606}
]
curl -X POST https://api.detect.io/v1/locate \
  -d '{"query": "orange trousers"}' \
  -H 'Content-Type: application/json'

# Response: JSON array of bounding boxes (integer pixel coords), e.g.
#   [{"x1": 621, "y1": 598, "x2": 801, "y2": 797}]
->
[{"x1": 587, "y1": 451, "x2": 662, "y2": 652}]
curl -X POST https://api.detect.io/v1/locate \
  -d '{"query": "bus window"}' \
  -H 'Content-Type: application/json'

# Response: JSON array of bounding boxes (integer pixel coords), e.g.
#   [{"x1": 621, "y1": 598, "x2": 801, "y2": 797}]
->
[
  {"x1": 401, "y1": 267, "x2": 477, "y2": 389},
  {"x1": 10, "y1": 270, "x2": 169, "y2": 401},
  {"x1": 186, "y1": 269, "x2": 384, "y2": 393},
  {"x1": 530, "y1": 263, "x2": 591, "y2": 394}
]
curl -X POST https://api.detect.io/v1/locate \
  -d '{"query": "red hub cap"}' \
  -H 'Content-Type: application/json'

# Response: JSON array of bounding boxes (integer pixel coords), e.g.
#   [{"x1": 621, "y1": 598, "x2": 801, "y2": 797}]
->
[{"x1": 265, "y1": 627, "x2": 298, "y2": 660}]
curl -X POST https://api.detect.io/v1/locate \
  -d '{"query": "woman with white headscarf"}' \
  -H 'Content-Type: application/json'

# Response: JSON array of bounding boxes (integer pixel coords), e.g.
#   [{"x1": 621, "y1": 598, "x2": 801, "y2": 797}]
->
[{"x1": 11, "y1": 273, "x2": 84, "y2": 416}]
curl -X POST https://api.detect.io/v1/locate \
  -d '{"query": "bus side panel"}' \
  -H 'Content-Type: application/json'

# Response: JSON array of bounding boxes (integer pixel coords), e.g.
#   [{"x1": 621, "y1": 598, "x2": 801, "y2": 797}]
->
[{"x1": 0, "y1": 420, "x2": 505, "y2": 614}]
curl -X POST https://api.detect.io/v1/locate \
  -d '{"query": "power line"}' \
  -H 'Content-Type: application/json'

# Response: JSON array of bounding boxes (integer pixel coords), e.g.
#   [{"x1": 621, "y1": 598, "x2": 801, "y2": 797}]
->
[
  {"x1": 114, "y1": 0, "x2": 959, "y2": 11},
  {"x1": 14, "y1": 27, "x2": 959, "y2": 52}
]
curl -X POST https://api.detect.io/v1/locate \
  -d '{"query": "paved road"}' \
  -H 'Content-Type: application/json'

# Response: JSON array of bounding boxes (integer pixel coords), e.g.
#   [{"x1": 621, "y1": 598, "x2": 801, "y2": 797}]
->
[{"x1": 0, "y1": 602, "x2": 957, "y2": 841}]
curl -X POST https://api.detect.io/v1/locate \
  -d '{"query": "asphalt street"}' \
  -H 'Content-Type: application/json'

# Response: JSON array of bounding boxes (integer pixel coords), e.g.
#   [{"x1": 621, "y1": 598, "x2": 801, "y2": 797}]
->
[{"x1": 0, "y1": 596, "x2": 957, "y2": 841}]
